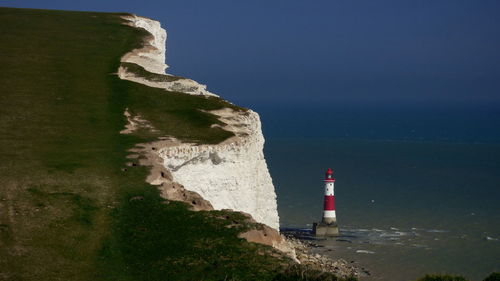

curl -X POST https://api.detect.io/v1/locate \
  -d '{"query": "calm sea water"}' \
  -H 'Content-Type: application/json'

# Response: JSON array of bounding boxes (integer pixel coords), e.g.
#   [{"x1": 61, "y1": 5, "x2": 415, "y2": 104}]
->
[{"x1": 260, "y1": 105, "x2": 500, "y2": 281}]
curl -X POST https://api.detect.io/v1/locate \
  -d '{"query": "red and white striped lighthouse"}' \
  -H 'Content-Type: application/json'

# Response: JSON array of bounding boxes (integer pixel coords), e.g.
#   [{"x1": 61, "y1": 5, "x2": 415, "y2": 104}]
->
[
  {"x1": 314, "y1": 168, "x2": 339, "y2": 236},
  {"x1": 322, "y1": 168, "x2": 336, "y2": 224}
]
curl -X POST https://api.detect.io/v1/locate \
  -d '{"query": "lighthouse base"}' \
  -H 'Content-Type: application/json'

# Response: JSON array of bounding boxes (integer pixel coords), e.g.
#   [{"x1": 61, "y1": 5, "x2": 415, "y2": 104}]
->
[{"x1": 313, "y1": 222, "x2": 339, "y2": 236}]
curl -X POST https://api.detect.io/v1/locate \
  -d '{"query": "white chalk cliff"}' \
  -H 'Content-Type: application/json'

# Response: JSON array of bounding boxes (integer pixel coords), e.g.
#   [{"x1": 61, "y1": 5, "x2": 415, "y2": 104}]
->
[
  {"x1": 120, "y1": 15, "x2": 217, "y2": 96},
  {"x1": 121, "y1": 15, "x2": 168, "y2": 75},
  {"x1": 119, "y1": 15, "x2": 280, "y2": 230}
]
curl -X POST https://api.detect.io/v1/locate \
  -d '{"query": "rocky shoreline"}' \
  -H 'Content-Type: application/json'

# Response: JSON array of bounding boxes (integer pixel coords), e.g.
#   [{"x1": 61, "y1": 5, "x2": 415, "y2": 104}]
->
[{"x1": 283, "y1": 230, "x2": 371, "y2": 279}]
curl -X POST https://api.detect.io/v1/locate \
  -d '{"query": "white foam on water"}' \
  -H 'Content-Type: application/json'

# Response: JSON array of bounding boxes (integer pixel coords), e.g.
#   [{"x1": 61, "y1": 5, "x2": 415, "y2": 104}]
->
[
  {"x1": 380, "y1": 232, "x2": 402, "y2": 238},
  {"x1": 426, "y1": 229, "x2": 448, "y2": 233},
  {"x1": 356, "y1": 250, "x2": 376, "y2": 254}
]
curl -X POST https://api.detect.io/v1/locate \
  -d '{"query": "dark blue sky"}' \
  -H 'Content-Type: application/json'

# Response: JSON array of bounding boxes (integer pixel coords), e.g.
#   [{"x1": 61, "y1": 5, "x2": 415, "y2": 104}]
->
[{"x1": 4, "y1": 0, "x2": 500, "y2": 108}]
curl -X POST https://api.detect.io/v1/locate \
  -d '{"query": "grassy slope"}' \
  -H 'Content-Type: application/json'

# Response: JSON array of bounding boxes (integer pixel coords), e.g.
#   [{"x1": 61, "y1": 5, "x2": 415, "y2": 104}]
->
[
  {"x1": 121, "y1": 62, "x2": 184, "y2": 82},
  {"x1": 0, "y1": 7, "x2": 294, "y2": 281}
]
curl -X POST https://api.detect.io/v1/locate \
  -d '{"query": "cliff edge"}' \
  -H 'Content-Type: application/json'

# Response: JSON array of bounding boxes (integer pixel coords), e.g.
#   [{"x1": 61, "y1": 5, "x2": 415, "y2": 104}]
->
[{"x1": 119, "y1": 15, "x2": 280, "y2": 230}]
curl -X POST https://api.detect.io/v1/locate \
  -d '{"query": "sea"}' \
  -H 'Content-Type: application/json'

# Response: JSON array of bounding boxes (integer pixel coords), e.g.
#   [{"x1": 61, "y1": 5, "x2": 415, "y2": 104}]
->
[{"x1": 257, "y1": 103, "x2": 500, "y2": 281}]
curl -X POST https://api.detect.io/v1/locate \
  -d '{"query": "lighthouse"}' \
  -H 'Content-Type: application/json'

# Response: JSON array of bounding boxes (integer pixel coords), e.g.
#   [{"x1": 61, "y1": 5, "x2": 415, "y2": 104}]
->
[
  {"x1": 313, "y1": 168, "x2": 340, "y2": 236},
  {"x1": 322, "y1": 168, "x2": 336, "y2": 224}
]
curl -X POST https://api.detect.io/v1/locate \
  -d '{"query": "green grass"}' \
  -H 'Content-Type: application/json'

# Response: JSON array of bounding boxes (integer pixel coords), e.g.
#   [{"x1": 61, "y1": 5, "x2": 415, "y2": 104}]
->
[
  {"x1": 0, "y1": 6, "x2": 321, "y2": 281},
  {"x1": 483, "y1": 273, "x2": 500, "y2": 281},
  {"x1": 121, "y1": 62, "x2": 183, "y2": 82},
  {"x1": 98, "y1": 186, "x2": 289, "y2": 281},
  {"x1": 123, "y1": 81, "x2": 241, "y2": 144},
  {"x1": 273, "y1": 264, "x2": 358, "y2": 281}
]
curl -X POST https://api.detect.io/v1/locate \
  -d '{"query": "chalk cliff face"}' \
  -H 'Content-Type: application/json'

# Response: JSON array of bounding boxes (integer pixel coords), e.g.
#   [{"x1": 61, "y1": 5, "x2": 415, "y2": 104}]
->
[
  {"x1": 121, "y1": 15, "x2": 168, "y2": 74},
  {"x1": 120, "y1": 15, "x2": 280, "y2": 230},
  {"x1": 159, "y1": 108, "x2": 279, "y2": 229},
  {"x1": 120, "y1": 15, "x2": 217, "y2": 96}
]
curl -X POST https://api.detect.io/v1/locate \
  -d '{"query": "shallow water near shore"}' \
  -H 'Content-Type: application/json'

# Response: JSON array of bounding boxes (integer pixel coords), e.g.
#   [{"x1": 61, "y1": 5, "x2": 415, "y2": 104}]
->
[{"x1": 266, "y1": 138, "x2": 500, "y2": 281}]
